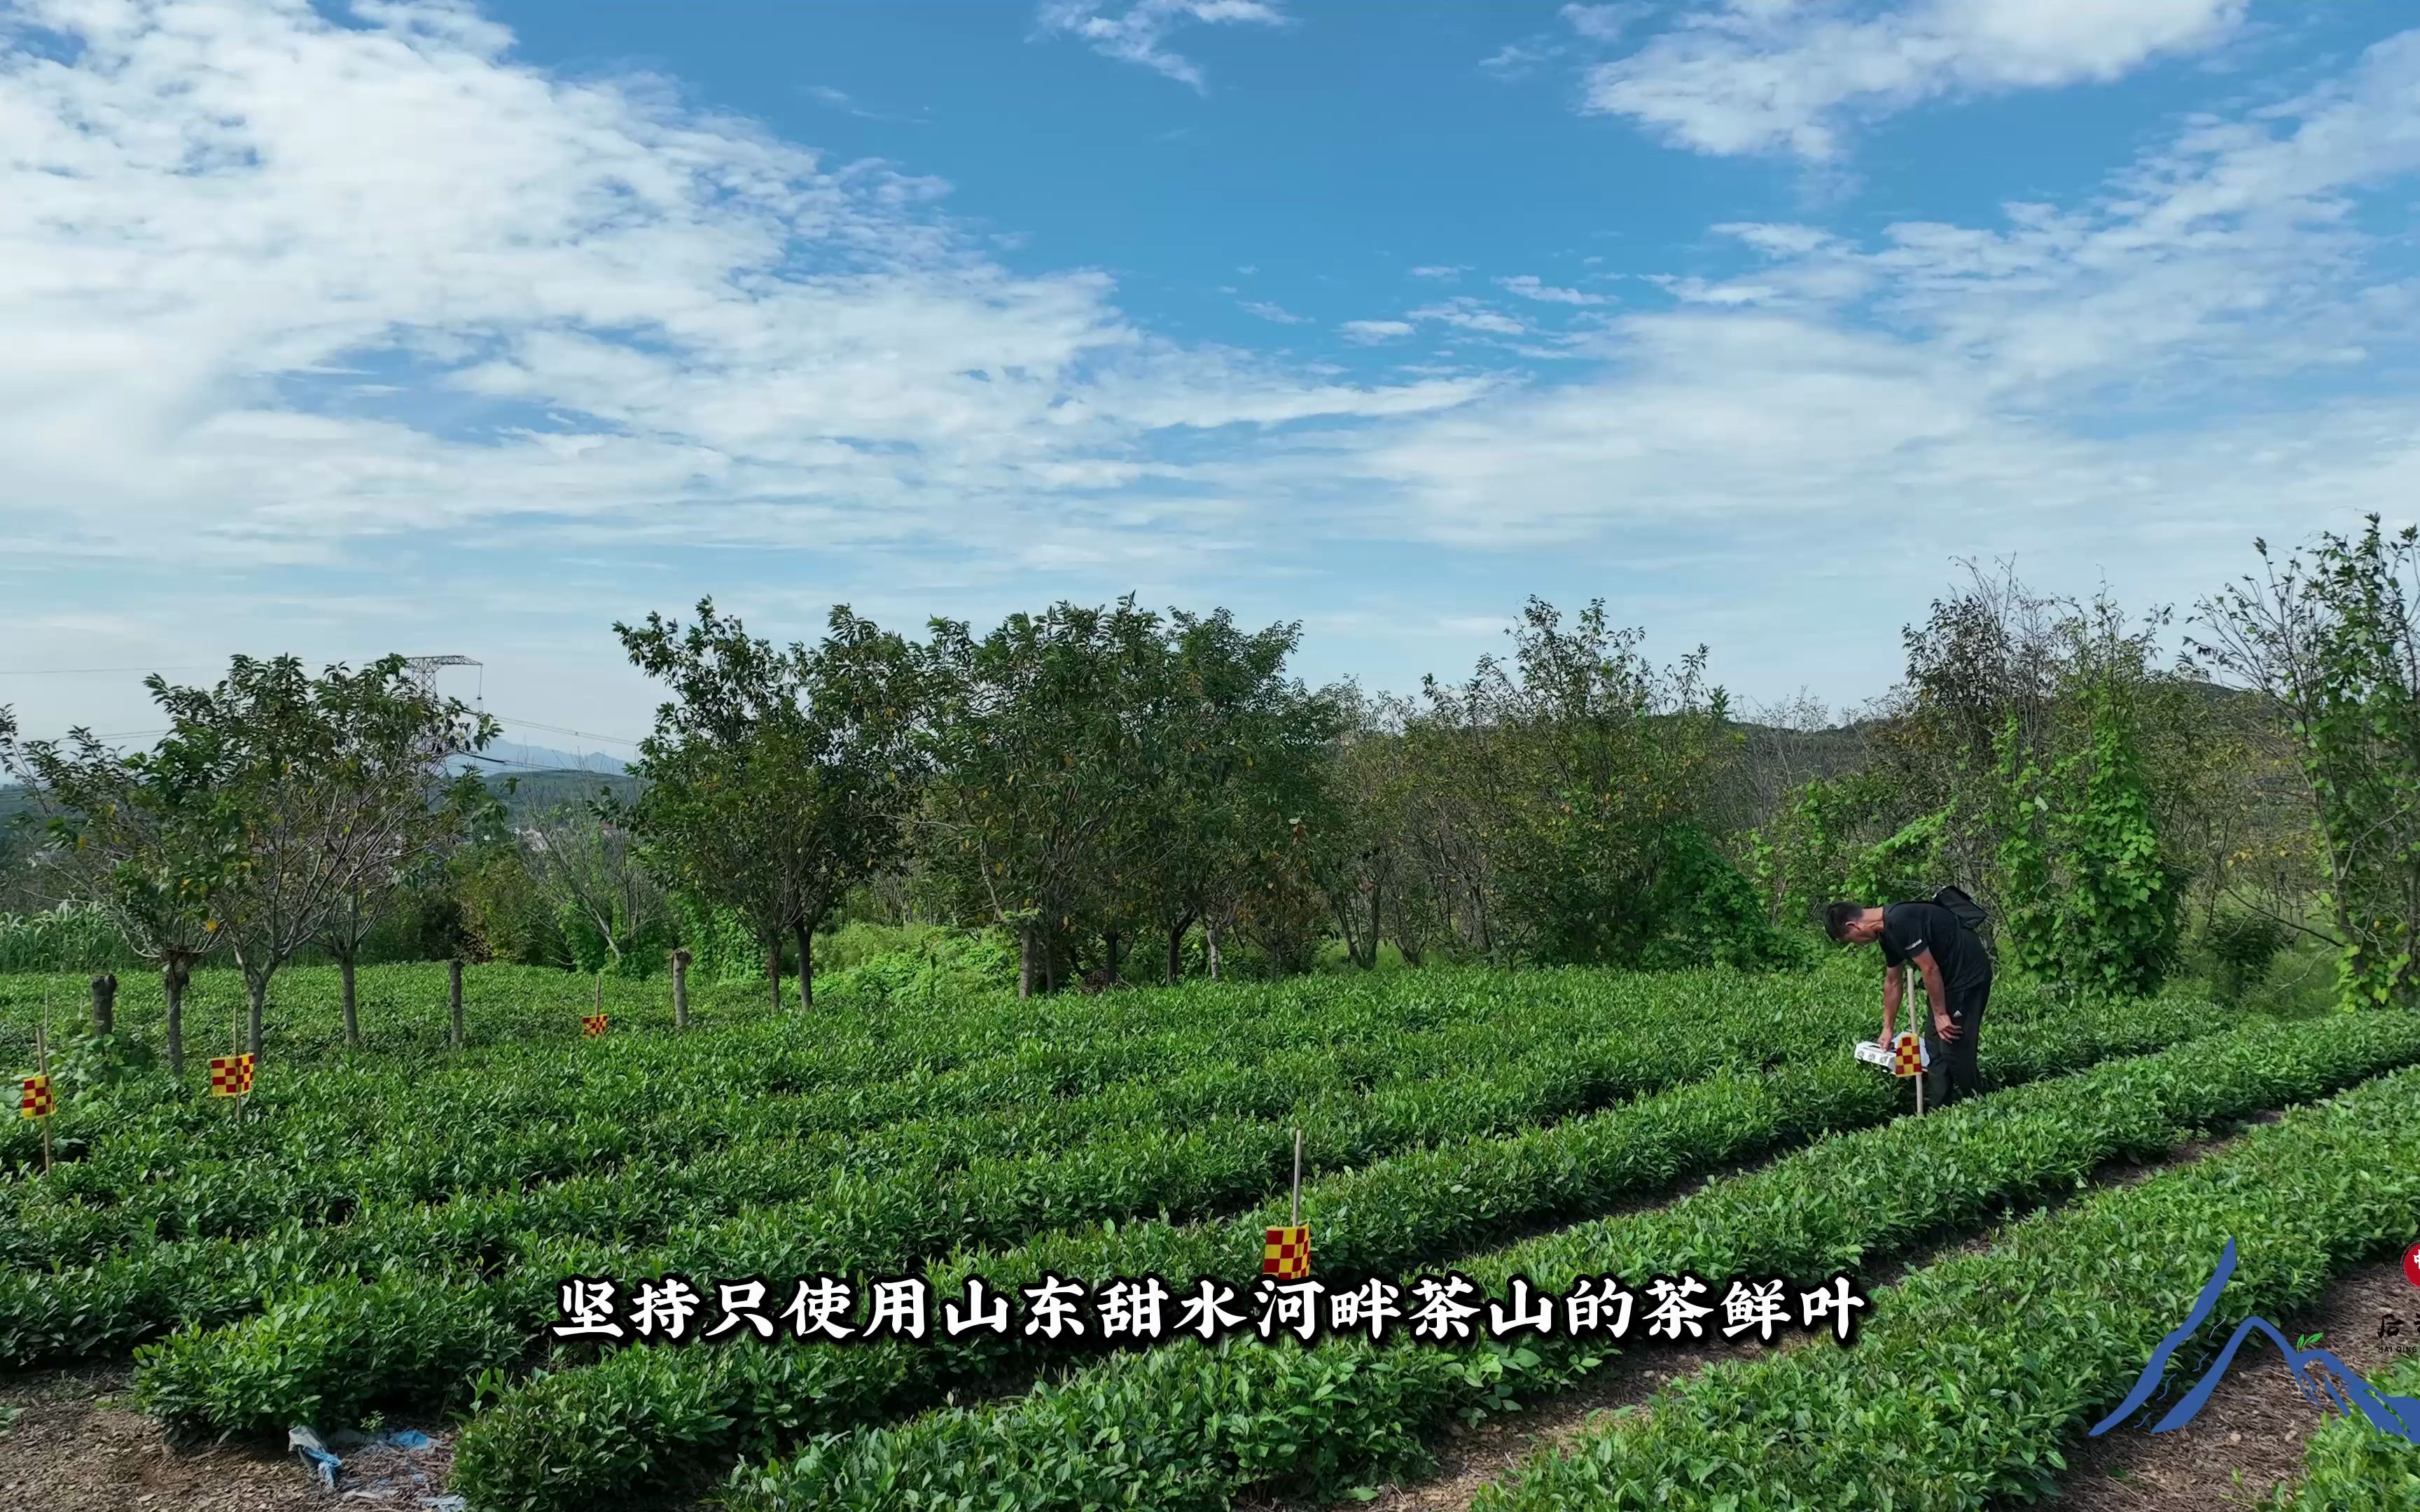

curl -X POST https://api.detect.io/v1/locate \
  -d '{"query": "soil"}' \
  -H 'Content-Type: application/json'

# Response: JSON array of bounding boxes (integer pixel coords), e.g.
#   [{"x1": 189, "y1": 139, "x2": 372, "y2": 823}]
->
[
  {"x1": 2053, "y1": 1258, "x2": 2420, "y2": 1511},
  {"x1": 0, "y1": 1365, "x2": 460, "y2": 1511}
]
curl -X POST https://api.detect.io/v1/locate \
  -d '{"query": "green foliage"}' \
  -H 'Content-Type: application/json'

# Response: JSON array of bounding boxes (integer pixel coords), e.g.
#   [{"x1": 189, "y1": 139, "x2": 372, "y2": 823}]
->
[
  {"x1": 1746, "y1": 774, "x2": 1871, "y2": 930},
  {"x1": 2195, "y1": 517, "x2": 2420, "y2": 1009},
  {"x1": 668, "y1": 888, "x2": 761, "y2": 983},
  {"x1": 1476, "y1": 1060, "x2": 2420, "y2": 1512},
  {"x1": 1993, "y1": 674, "x2": 2184, "y2": 997},
  {"x1": 809, "y1": 929, "x2": 1019, "y2": 1012},
  {"x1": 612, "y1": 599, "x2": 924, "y2": 1009},
  {"x1": 1844, "y1": 806, "x2": 1951, "y2": 908},
  {"x1": 1638, "y1": 826, "x2": 1795, "y2": 971},
  {"x1": 1110, "y1": 610, "x2": 1340, "y2": 981},
  {"x1": 2205, "y1": 909, "x2": 2291, "y2": 1004},
  {"x1": 448, "y1": 846, "x2": 562, "y2": 967},
  {"x1": 44, "y1": 1023, "x2": 157, "y2": 1100},
  {"x1": 724, "y1": 1011, "x2": 2416, "y2": 1512},
  {"x1": 1417, "y1": 600, "x2": 1747, "y2": 969},
  {"x1": 2272, "y1": 1350, "x2": 2420, "y2": 1511},
  {"x1": 519, "y1": 807, "x2": 673, "y2": 976},
  {"x1": 0, "y1": 904, "x2": 134, "y2": 973},
  {"x1": 136, "y1": 1276, "x2": 517, "y2": 1435},
  {"x1": 453, "y1": 975, "x2": 2223, "y2": 1512}
]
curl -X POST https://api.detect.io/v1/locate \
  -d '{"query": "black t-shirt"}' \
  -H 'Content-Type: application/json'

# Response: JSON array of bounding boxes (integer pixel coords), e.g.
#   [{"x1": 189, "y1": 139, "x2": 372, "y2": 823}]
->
[{"x1": 1879, "y1": 900, "x2": 1991, "y2": 995}]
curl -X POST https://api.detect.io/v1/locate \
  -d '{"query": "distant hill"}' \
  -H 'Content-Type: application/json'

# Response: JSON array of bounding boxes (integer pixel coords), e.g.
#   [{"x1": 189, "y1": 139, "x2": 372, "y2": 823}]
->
[{"x1": 451, "y1": 742, "x2": 627, "y2": 776}]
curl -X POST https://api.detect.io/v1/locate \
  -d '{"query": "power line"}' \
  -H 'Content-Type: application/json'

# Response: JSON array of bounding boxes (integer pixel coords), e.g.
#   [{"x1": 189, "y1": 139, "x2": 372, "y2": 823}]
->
[
  {"x1": 462, "y1": 752, "x2": 630, "y2": 774},
  {"x1": 485, "y1": 712, "x2": 643, "y2": 748}
]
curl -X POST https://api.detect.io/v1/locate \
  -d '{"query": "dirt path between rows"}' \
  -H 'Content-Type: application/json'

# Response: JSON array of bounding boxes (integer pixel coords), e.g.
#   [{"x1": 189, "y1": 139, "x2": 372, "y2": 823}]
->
[
  {"x1": 0, "y1": 1365, "x2": 461, "y2": 1511},
  {"x1": 1253, "y1": 1124, "x2": 2253, "y2": 1512},
  {"x1": 2052, "y1": 1258, "x2": 2420, "y2": 1510}
]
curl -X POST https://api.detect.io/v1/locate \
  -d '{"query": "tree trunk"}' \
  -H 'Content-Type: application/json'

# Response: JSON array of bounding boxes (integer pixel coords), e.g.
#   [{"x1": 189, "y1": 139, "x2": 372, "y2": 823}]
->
[
  {"x1": 246, "y1": 973, "x2": 267, "y2": 1061},
  {"x1": 1206, "y1": 920, "x2": 1223, "y2": 981},
  {"x1": 1018, "y1": 926, "x2": 1036, "y2": 998},
  {"x1": 1104, "y1": 929, "x2": 1122, "y2": 986},
  {"x1": 339, "y1": 952, "x2": 360, "y2": 1047},
  {"x1": 793, "y1": 921, "x2": 814, "y2": 1013},
  {"x1": 90, "y1": 973, "x2": 117, "y2": 1037},
  {"x1": 672, "y1": 948, "x2": 691, "y2": 1031},
  {"x1": 1330, "y1": 895, "x2": 1365, "y2": 970},
  {"x1": 1166, "y1": 918, "x2": 1190, "y2": 986},
  {"x1": 1366, "y1": 876, "x2": 1383, "y2": 969},
  {"x1": 766, "y1": 940, "x2": 784, "y2": 1015},
  {"x1": 162, "y1": 959, "x2": 187, "y2": 1079},
  {"x1": 447, "y1": 958, "x2": 464, "y2": 1048}
]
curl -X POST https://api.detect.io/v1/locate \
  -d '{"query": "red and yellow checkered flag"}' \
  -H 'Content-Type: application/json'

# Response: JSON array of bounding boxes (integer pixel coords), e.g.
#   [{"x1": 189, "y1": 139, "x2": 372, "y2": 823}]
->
[
  {"x1": 20, "y1": 1074, "x2": 53, "y2": 1120},
  {"x1": 581, "y1": 1013, "x2": 607, "y2": 1038},
  {"x1": 1892, "y1": 1032, "x2": 1924, "y2": 1079},
  {"x1": 1263, "y1": 1224, "x2": 1310, "y2": 1280},
  {"x1": 208, "y1": 1054, "x2": 255, "y2": 1098}
]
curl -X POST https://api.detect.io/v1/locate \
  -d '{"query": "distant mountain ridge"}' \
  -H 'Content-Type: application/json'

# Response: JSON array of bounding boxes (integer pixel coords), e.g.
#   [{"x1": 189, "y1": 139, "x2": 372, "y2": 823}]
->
[{"x1": 450, "y1": 741, "x2": 627, "y2": 776}]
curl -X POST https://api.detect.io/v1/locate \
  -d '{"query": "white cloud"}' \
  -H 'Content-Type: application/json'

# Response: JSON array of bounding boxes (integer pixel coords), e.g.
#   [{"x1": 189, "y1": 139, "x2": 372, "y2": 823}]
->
[
  {"x1": 1713, "y1": 222, "x2": 1839, "y2": 257},
  {"x1": 1239, "y1": 299, "x2": 1307, "y2": 323},
  {"x1": 1586, "y1": 0, "x2": 2251, "y2": 160},
  {"x1": 1408, "y1": 265, "x2": 1463, "y2": 280},
  {"x1": 1559, "y1": 4, "x2": 1649, "y2": 44},
  {"x1": 1409, "y1": 300, "x2": 1529, "y2": 337},
  {"x1": 9, "y1": 2, "x2": 2420, "y2": 736},
  {"x1": 800, "y1": 83, "x2": 926, "y2": 124},
  {"x1": 1481, "y1": 39, "x2": 1562, "y2": 79},
  {"x1": 1499, "y1": 274, "x2": 1608, "y2": 305},
  {"x1": 0, "y1": 0, "x2": 1479, "y2": 582},
  {"x1": 1646, "y1": 275, "x2": 1784, "y2": 307},
  {"x1": 1034, "y1": 0, "x2": 1290, "y2": 90},
  {"x1": 1272, "y1": 33, "x2": 2420, "y2": 640},
  {"x1": 1218, "y1": 25, "x2": 2420, "y2": 675},
  {"x1": 1486, "y1": 4, "x2": 1646, "y2": 78}
]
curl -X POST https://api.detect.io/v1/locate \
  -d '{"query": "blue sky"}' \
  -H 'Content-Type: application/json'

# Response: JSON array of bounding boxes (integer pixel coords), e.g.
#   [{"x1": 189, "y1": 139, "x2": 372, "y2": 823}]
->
[{"x1": 4, "y1": 1, "x2": 2418, "y2": 757}]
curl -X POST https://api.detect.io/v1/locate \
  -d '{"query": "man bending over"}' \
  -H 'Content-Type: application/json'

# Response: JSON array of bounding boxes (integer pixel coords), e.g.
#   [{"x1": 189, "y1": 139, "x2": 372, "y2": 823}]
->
[{"x1": 1825, "y1": 897, "x2": 1993, "y2": 1107}]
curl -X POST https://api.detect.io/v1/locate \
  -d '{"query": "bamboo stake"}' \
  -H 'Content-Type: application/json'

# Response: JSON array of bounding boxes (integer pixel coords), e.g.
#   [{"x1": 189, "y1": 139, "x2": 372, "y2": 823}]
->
[
  {"x1": 35, "y1": 1014, "x2": 52, "y2": 1177},
  {"x1": 1290, "y1": 1127, "x2": 1302, "y2": 1228}
]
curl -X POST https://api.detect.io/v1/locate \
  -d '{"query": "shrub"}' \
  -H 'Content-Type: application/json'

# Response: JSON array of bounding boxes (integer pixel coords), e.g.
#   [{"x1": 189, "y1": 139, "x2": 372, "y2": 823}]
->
[{"x1": 2205, "y1": 910, "x2": 2290, "y2": 1003}]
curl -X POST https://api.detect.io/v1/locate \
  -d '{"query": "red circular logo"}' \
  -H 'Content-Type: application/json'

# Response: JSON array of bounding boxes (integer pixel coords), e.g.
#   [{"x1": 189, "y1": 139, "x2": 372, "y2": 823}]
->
[{"x1": 2405, "y1": 1242, "x2": 2420, "y2": 1289}]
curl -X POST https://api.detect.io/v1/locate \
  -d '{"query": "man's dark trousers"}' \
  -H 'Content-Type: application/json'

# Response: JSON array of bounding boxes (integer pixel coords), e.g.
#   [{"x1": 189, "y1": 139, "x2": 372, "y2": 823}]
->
[{"x1": 1922, "y1": 977, "x2": 1989, "y2": 1107}]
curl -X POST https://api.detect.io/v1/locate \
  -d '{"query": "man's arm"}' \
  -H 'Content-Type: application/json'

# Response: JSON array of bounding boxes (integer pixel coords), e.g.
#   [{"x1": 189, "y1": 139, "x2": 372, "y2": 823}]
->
[
  {"x1": 1911, "y1": 948, "x2": 1958, "y2": 1040},
  {"x1": 1880, "y1": 963, "x2": 1902, "y2": 1047}
]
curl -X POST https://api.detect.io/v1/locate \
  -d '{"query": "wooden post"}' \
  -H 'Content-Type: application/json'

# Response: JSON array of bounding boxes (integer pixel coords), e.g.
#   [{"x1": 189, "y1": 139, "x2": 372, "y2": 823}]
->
[
  {"x1": 228, "y1": 1000, "x2": 244, "y2": 1123},
  {"x1": 672, "y1": 949, "x2": 691, "y2": 1032},
  {"x1": 448, "y1": 958, "x2": 465, "y2": 1049},
  {"x1": 594, "y1": 974, "x2": 603, "y2": 1034},
  {"x1": 35, "y1": 1021, "x2": 52, "y2": 1177},
  {"x1": 89, "y1": 973, "x2": 117, "y2": 1038},
  {"x1": 1290, "y1": 1128, "x2": 1302, "y2": 1228},
  {"x1": 162, "y1": 958, "x2": 187, "y2": 1081}
]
